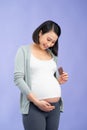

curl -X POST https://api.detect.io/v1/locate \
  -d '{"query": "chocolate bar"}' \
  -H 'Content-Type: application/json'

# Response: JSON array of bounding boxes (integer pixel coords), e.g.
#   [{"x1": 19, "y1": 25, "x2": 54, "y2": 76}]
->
[{"x1": 58, "y1": 67, "x2": 63, "y2": 75}]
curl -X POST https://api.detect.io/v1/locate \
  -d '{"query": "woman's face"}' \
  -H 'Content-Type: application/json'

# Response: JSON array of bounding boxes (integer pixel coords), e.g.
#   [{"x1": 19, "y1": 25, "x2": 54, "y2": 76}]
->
[{"x1": 38, "y1": 30, "x2": 58, "y2": 50}]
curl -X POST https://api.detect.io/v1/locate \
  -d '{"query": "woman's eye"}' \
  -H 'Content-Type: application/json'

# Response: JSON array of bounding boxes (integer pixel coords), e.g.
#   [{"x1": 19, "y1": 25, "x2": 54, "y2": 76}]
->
[
  {"x1": 47, "y1": 38, "x2": 51, "y2": 41},
  {"x1": 52, "y1": 42, "x2": 55, "y2": 44}
]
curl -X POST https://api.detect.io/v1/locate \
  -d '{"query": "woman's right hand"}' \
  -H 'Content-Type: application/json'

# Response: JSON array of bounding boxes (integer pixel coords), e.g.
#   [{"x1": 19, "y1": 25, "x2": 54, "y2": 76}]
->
[
  {"x1": 35, "y1": 100, "x2": 55, "y2": 112},
  {"x1": 27, "y1": 93, "x2": 55, "y2": 112}
]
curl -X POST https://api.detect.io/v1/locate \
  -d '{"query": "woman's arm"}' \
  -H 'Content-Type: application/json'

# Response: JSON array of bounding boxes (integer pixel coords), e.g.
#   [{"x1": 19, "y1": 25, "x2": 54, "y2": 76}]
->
[{"x1": 14, "y1": 47, "x2": 32, "y2": 95}]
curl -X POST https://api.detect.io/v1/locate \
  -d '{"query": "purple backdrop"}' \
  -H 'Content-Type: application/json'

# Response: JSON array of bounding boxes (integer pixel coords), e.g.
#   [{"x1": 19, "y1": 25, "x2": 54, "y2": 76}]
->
[{"x1": 0, "y1": 0, "x2": 87, "y2": 130}]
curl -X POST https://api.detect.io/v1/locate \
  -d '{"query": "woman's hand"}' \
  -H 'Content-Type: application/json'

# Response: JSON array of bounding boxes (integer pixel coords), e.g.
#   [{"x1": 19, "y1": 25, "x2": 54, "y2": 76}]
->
[
  {"x1": 27, "y1": 93, "x2": 55, "y2": 112},
  {"x1": 58, "y1": 72, "x2": 68, "y2": 84},
  {"x1": 35, "y1": 100, "x2": 55, "y2": 112}
]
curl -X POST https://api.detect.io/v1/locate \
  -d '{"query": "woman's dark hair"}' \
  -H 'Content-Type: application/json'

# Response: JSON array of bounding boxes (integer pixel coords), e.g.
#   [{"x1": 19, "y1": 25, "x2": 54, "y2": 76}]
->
[{"x1": 32, "y1": 20, "x2": 61, "y2": 56}]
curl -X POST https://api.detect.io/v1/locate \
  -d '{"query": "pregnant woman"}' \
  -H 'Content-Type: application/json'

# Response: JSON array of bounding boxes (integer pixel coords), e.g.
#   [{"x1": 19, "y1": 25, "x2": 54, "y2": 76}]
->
[{"x1": 14, "y1": 20, "x2": 68, "y2": 130}]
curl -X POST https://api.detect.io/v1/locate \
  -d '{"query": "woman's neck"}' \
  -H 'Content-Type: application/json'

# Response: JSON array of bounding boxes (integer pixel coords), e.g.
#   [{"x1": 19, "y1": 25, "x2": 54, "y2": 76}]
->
[{"x1": 33, "y1": 43, "x2": 47, "y2": 53}]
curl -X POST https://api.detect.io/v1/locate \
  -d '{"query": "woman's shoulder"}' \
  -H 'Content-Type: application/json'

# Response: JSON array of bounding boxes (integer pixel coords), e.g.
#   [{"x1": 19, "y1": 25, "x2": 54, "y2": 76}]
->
[
  {"x1": 15, "y1": 44, "x2": 31, "y2": 57},
  {"x1": 48, "y1": 49, "x2": 57, "y2": 58},
  {"x1": 48, "y1": 49, "x2": 58, "y2": 63}
]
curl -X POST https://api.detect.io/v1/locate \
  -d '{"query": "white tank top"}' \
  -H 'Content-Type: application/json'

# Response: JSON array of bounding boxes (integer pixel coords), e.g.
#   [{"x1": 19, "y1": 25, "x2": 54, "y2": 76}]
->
[{"x1": 30, "y1": 53, "x2": 61, "y2": 100}]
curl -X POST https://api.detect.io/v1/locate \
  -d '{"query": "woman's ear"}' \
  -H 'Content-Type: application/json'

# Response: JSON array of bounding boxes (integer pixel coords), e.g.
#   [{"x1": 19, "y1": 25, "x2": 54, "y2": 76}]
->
[{"x1": 39, "y1": 30, "x2": 42, "y2": 37}]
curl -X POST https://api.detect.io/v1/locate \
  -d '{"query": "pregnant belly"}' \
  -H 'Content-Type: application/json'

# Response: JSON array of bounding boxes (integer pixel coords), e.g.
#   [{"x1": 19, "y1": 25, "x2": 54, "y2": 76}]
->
[
  {"x1": 43, "y1": 97, "x2": 61, "y2": 103},
  {"x1": 31, "y1": 76, "x2": 61, "y2": 101}
]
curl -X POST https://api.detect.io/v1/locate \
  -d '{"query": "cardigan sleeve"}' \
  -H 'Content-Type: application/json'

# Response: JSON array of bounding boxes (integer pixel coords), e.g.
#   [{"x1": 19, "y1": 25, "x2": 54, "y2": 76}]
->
[
  {"x1": 52, "y1": 55, "x2": 59, "y2": 79},
  {"x1": 55, "y1": 56, "x2": 59, "y2": 78},
  {"x1": 14, "y1": 47, "x2": 31, "y2": 96}
]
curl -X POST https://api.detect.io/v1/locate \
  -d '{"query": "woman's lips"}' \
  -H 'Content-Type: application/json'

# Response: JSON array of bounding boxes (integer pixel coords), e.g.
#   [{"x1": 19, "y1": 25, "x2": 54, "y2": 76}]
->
[{"x1": 43, "y1": 44, "x2": 48, "y2": 49}]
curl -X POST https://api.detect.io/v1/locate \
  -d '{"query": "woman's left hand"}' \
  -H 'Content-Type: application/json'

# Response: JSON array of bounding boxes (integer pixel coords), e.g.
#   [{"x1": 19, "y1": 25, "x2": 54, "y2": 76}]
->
[{"x1": 58, "y1": 72, "x2": 68, "y2": 85}]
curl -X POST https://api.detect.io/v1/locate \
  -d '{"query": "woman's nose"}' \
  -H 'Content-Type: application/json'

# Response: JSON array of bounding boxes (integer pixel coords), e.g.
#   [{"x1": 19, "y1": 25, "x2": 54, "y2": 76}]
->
[{"x1": 47, "y1": 42, "x2": 52, "y2": 47}]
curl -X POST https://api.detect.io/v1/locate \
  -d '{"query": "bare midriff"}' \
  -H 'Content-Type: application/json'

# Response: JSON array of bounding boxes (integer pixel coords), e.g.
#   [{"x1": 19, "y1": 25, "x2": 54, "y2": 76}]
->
[{"x1": 43, "y1": 97, "x2": 60, "y2": 103}]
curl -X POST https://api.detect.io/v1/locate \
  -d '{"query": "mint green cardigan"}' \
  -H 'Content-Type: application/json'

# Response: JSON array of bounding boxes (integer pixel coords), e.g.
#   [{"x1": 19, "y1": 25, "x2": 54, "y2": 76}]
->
[{"x1": 14, "y1": 44, "x2": 63, "y2": 114}]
